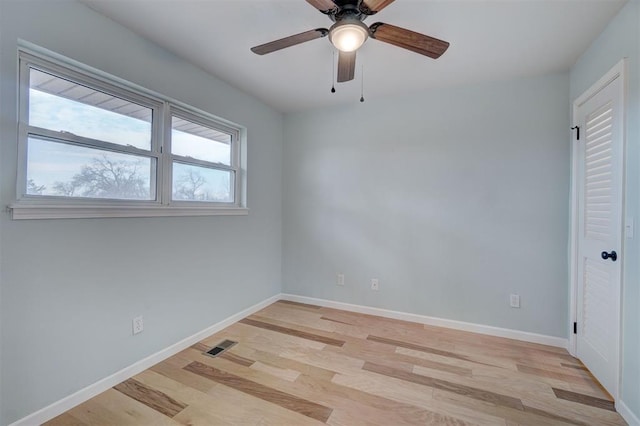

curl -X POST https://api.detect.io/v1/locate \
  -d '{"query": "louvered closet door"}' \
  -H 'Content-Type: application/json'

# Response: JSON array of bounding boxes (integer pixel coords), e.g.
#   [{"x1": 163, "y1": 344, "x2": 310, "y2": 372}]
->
[{"x1": 575, "y1": 71, "x2": 623, "y2": 398}]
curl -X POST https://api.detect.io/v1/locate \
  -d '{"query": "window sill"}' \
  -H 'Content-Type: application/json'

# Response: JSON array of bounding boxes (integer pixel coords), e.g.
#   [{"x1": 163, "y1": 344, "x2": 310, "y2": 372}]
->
[{"x1": 8, "y1": 203, "x2": 249, "y2": 220}]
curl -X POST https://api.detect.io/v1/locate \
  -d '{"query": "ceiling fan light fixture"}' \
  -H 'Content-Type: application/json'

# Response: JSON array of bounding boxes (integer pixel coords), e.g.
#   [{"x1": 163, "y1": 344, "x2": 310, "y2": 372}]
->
[{"x1": 329, "y1": 21, "x2": 369, "y2": 52}]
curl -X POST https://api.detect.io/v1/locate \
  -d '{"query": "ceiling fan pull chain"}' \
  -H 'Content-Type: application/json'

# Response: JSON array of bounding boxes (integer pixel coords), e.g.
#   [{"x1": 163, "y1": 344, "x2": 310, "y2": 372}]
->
[
  {"x1": 360, "y1": 64, "x2": 365, "y2": 103},
  {"x1": 331, "y1": 50, "x2": 336, "y2": 93}
]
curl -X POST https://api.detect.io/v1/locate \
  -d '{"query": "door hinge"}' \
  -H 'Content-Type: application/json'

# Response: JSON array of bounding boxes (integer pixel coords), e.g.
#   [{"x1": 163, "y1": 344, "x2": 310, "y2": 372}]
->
[
  {"x1": 573, "y1": 322, "x2": 577, "y2": 334},
  {"x1": 571, "y1": 126, "x2": 580, "y2": 141}
]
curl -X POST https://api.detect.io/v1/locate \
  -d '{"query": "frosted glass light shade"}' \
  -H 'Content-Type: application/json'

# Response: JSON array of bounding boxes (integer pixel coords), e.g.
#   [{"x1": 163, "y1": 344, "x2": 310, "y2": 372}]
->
[{"x1": 329, "y1": 23, "x2": 368, "y2": 52}]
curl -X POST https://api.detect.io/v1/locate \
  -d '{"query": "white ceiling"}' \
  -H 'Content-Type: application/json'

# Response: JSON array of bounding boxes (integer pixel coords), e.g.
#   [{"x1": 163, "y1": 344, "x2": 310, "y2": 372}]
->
[{"x1": 81, "y1": 0, "x2": 627, "y2": 113}]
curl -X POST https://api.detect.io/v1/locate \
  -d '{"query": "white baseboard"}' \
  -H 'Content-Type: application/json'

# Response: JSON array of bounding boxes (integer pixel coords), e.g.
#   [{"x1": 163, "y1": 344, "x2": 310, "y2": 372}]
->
[
  {"x1": 9, "y1": 292, "x2": 574, "y2": 425},
  {"x1": 9, "y1": 294, "x2": 279, "y2": 426},
  {"x1": 618, "y1": 400, "x2": 640, "y2": 426},
  {"x1": 280, "y1": 294, "x2": 568, "y2": 349}
]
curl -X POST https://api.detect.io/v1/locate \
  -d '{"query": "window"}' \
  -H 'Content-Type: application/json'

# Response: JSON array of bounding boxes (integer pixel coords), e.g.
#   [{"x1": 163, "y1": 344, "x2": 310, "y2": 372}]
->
[
  {"x1": 12, "y1": 50, "x2": 246, "y2": 219},
  {"x1": 170, "y1": 112, "x2": 236, "y2": 203}
]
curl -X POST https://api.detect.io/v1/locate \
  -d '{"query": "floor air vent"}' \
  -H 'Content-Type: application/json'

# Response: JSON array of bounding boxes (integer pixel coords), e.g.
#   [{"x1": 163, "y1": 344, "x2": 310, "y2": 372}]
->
[{"x1": 205, "y1": 339, "x2": 238, "y2": 357}]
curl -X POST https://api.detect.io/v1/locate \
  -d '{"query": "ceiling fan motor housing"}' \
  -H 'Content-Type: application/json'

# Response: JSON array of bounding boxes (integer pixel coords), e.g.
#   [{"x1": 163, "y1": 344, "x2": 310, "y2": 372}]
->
[{"x1": 327, "y1": 0, "x2": 377, "y2": 20}]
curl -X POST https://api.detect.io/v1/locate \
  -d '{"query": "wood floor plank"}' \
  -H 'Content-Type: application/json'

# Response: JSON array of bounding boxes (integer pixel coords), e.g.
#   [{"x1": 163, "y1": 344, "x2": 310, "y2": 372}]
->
[
  {"x1": 150, "y1": 359, "x2": 219, "y2": 394},
  {"x1": 552, "y1": 387, "x2": 616, "y2": 411},
  {"x1": 240, "y1": 317, "x2": 346, "y2": 346},
  {"x1": 320, "y1": 316, "x2": 354, "y2": 325},
  {"x1": 219, "y1": 350, "x2": 255, "y2": 367},
  {"x1": 417, "y1": 355, "x2": 601, "y2": 409},
  {"x1": 522, "y1": 404, "x2": 591, "y2": 426},
  {"x1": 190, "y1": 342, "x2": 209, "y2": 352},
  {"x1": 330, "y1": 370, "x2": 435, "y2": 411},
  {"x1": 113, "y1": 378, "x2": 188, "y2": 418},
  {"x1": 562, "y1": 362, "x2": 589, "y2": 371},
  {"x1": 251, "y1": 360, "x2": 301, "y2": 382},
  {"x1": 242, "y1": 348, "x2": 338, "y2": 381},
  {"x1": 275, "y1": 344, "x2": 366, "y2": 376},
  {"x1": 324, "y1": 338, "x2": 474, "y2": 379},
  {"x1": 517, "y1": 364, "x2": 595, "y2": 385},
  {"x1": 134, "y1": 369, "x2": 222, "y2": 406},
  {"x1": 327, "y1": 406, "x2": 470, "y2": 426},
  {"x1": 229, "y1": 322, "x2": 328, "y2": 352},
  {"x1": 256, "y1": 305, "x2": 338, "y2": 333},
  {"x1": 320, "y1": 308, "x2": 425, "y2": 332},
  {"x1": 191, "y1": 352, "x2": 445, "y2": 426},
  {"x1": 331, "y1": 371, "x2": 507, "y2": 426},
  {"x1": 517, "y1": 363, "x2": 611, "y2": 398},
  {"x1": 193, "y1": 348, "x2": 440, "y2": 425},
  {"x1": 295, "y1": 374, "x2": 466, "y2": 426},
  {"x1": 252, "y1": 313, "x2": 367, "y2": 343},
  {"x1": 395, "y1": 346, "x2": 514, "y2": 373},
  {"x1": 48, "y1": 301, "x2": 627, "y2": 425},
  {"x1": 513, "y1": 359, "x2": 591, "y2": 378},
  {"x1": 221, "y1": 340, "x2": 338, "y2": 381},
  {"x1": 333, "y1": 337, "x2": 474, "y2": 377},
  {"x1": 135, "y1": 368, "x2": 324, "y2": 426},
  {"x1": 522, "y1": 396, "x2": 626, "y2": 426},
  {"x1": 184, "y1": 360, "x2": 333, "y2": 422},
  {"x1": 63, "y1": 388, "x2": 182, "y2": 426},
  {"x1": 367, "y1": 334, "x2": 494, "y2": 367},
  {"x1": 432, "y1": 389, "x2": 576, "y2": 426},
  {"x1": 363, "y1": 361, "x2": 525, "y2": 410},
  {"x1": 277, "y1": 300, "x2": 323, "y2": 310},
  {"x1": 44, "y1": 412, "x2": 87, "y2": 426}
]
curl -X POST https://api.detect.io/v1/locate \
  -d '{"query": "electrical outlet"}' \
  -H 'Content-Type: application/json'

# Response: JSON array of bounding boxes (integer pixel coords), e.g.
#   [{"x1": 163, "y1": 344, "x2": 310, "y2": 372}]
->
[
  {"x1": 510, "y1": 294, "x2": 520, "y2": 308},
  {"x1": 371, "y1": 278, "x2": 379, "y2": 291},
  {"x1": 337, "y1": 273, "x2": 345, "y2": 286},
  {"x1": 132, "y1": 315, "x2": 144, "y2": 335}
]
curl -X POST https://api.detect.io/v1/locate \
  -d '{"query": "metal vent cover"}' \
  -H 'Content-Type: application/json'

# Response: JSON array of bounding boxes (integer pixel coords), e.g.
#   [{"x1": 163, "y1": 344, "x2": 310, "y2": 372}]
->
[{"x1": 204, "y1": 339, "x2": 238, "y2": 357}]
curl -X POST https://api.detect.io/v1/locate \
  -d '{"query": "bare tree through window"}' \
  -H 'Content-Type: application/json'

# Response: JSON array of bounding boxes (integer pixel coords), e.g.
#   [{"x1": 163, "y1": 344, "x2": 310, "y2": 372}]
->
[
  {"x1": 26, "y1": 179, "x2": 46, "y2": 195},
  {"x1": 174, "y1": 168, "x2": 207, "y2": 200},
  {"x1": 53, "y1": 155, "x2": 150, "y2": 200}
]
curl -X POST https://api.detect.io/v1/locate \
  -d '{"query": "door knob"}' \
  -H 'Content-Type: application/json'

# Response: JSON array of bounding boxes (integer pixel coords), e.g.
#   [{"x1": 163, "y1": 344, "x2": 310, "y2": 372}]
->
[{"x1": 601, "y1": 251, "x2": 617, "y2": 262}]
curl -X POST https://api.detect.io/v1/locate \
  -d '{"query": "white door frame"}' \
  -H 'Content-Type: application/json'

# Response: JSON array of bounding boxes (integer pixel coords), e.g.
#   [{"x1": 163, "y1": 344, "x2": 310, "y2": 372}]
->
[{"x1": 568, "y1": 58, "x2": 626, "y2": 400}]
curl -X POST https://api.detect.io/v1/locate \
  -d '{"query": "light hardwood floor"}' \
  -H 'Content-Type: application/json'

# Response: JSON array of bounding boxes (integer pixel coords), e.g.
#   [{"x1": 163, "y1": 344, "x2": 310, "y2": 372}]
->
[{"x1": 46, "y1": 301, "x2": 627, "y2": 425}]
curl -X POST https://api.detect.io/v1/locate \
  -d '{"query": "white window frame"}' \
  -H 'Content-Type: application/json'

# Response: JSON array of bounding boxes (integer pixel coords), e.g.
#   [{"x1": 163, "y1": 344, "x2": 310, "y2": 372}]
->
[
  {"x1": 10, "y1": 48, "x2": 248, "y2": 220},
  {"x1": 167, "y1": 106, "x2": 241, "y2": 207}
]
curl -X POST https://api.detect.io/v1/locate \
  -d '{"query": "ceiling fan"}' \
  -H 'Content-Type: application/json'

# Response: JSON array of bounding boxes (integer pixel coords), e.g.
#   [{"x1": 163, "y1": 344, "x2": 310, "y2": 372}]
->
[{"x1": 251, "y1": 0, "x2": 450, "y2": 83}]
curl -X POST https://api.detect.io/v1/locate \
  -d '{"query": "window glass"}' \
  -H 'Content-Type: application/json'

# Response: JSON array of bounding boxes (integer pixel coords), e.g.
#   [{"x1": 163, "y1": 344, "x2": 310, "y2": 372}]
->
[
  {"x1": 29, "y1": 68, "x2": 152, "y2": 150},
  {"x1": 26, "y1": 137, "x2": 154, "y2": 200},
  {"x1": 172, "y1": 162, "x2": 233, "y2": 203},
  {"x1": 171, "y1": 116, "x2": 231, "y2": 165}
]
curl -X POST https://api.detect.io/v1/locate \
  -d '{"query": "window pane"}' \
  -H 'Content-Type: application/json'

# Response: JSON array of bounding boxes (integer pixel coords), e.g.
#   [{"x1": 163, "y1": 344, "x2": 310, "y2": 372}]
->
[
  {"x1": 26, "y1": 137, "x2": 154, "y2": 200},
  {"x1": 29, "y1": 68, "x2": 152, "y2": 150},
  {"x1": 171, "y1": 116, "x2": 231, "y2": 165},
  {"x1": 172, "y1": 162, "x2": 233, "y2": 202}
]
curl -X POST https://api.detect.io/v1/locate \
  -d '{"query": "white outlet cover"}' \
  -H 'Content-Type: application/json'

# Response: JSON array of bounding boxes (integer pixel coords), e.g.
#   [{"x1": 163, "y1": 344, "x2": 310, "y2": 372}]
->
[
  {"x1": 510, "y1": 294, "x2": 520, "y2": 308},
  {"x1": 337, "y1": 273, "x2": 345, "y2": 286},
  {"x1": 132, "y1": 315, "x2": 144, "y2": 334},
  {"x1": 371, "y1": 279, "x2": 379, "y2": 291}
]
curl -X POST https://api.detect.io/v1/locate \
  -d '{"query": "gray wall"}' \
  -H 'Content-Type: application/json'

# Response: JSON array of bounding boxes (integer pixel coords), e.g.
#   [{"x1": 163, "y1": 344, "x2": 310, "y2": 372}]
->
[
  {"x1": 0, "y1": 1, "x2": 283, "y2": 424},
  {"x1": 570, "y1": 0, "x2": 640, "y2": 418},
  {"x1": 1, "y1": 0, "x2": 635, "y2": 424},
  {"x1": 282, "y1": 73, "x2": 570, "y2": 338}
]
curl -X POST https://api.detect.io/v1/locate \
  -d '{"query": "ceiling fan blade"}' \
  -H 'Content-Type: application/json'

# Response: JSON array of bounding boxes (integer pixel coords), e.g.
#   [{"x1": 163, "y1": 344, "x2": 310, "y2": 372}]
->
[
  {"x1": 251, "y1": 28, "x2": 329, "y2": 55},
  {"x1": 337, "y1": 50, "x2": 356, "y2": 83},
  {"x1": 361, "y1": 0, "x2": 395, "y2": 13},
  {"x1": 370, "y1": 23, "x2": 449, "y2": 59},
  {"x1": 306, "y1": 0, "x2": 337, "y2": 12}
]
